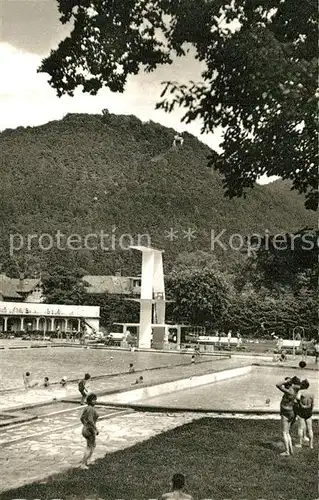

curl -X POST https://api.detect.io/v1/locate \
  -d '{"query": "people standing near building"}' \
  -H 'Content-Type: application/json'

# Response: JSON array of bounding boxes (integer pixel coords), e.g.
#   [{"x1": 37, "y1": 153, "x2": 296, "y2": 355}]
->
[
  {"x1": 43, "y1": 376, "x2": 50, "y2": 388},
  {"x1": 55, "y1": 326, "x2": 61, "y2": 341},
  {"x1": 78, "y1": 373, "x2": 91, "y2": 404},
  {"x1": 227, "y1": 330, "x2": 232, "y2": 347},
  {"x1": 80, "y1": 393, "x2": 99, "y2": 469},
  {"x1": 162, "y1": 473, "x2": 193, "y2": 499},
  {"x1": 80, "y1": 319, "x2": 86, "y2": 345},
  {"x1": 300, "y1": 338, "x2": 307, "y2": 360},
  {"x1": 60, "y1": 376, "x2": 67, "y2": 387},
  {"x1": 217, "y1": 330, "x2": 221, "y2": 350}
]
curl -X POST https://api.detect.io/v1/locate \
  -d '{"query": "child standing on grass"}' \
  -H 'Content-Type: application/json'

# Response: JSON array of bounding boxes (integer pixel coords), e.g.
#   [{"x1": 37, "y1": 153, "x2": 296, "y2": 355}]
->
[
  {"x1": 162, "y1": 473, "x2": 193, "y2": 499},
  {"x1": 276, "y1": 376, "x2": 301, "y2": 456},
  {"x1": 80, "y1": 393, "x2": 99, "y2": 469},
  {"x1": 294, "y1": 379, "x2": 314, "y2": 450}
]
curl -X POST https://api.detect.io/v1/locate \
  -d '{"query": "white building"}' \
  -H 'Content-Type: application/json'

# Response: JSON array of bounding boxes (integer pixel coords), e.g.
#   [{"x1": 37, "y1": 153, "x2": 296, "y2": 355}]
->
[{"x1": 0, "y1": 301, "x2": 100, "y2": 334}]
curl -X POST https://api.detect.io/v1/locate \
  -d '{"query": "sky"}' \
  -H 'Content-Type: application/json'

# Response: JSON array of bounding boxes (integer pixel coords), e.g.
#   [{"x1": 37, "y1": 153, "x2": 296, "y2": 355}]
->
[{"x1": 0, "y1": 0, "x2": 274, "y2": 183}]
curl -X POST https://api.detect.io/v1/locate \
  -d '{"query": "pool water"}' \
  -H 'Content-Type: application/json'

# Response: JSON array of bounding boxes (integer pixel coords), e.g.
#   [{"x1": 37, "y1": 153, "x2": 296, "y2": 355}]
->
[
  {"x1": 0, "y1": 347, "x2": 206, "y2": 391},
  {"x1": 141, "y1": 366, "x2": 319, "y2": 411}
]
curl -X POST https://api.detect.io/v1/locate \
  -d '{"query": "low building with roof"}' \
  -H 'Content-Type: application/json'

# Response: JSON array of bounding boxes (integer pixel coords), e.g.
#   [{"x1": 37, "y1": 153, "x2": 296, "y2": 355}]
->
[
  {"x1": 0, "y1": 274, "x2": 43, "y2": 303},
  {"x1": 0, "y1": 274, "x2": 99, "y2": 334},
  {"x1": 83, "y1": 274, "x2": 141, "y2": 296}
]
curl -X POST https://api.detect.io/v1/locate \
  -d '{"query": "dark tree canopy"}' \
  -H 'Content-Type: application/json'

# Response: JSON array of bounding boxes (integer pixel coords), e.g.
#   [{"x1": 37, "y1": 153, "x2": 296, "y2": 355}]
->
[
  {"x1": 42, "y1": 266, "x2": 88, "y2": 304},
  {"x1": 40, "y1": 0, "x2": 318, "y2": 209},
  {"x1": 166, "y1": 268, "x2": 230, "y2": 326}
]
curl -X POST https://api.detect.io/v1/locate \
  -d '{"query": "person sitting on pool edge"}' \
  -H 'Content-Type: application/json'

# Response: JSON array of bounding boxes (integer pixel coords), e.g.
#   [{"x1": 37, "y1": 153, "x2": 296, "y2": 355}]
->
[
  {"x1": 162, "y1": 473, "x2": 193, "y2": 499},
  {"x1": 294, "y1": 379, "x2": 314, "y2": 450},
  {"x1": 276, "y1": 376, "x2": 301, "y2": 456}
]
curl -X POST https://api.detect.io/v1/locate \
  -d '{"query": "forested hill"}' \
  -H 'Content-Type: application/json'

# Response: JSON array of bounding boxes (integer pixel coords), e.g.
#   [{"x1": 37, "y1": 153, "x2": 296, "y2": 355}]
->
[{"x1": 0, "y1": 112, "x2": 316, "y2": 276}]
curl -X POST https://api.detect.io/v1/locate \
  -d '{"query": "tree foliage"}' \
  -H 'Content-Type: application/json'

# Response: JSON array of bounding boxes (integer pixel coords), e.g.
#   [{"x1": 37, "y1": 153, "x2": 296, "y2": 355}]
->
[
  {"x1": 166, "y1": 268, "x2": 230, "y2": 326},
  {"x1": 40, "y1": 0, "x2": 318, "y2": 209},
  {"x1": 234, "y1": 228, "x2": 318, "y2": 293},
  {"x1": 222, "y1": 291, "x2": 317, "y2": 339},
  {"x1": 85, "y1": 293, "x2": 139, "y2": 329},
  {"x1": 42, "y1": 266, "x2": 88, "y2": 304},
  {"x1": 1, "y1": 114, "x2": 314, "y2": 276}
]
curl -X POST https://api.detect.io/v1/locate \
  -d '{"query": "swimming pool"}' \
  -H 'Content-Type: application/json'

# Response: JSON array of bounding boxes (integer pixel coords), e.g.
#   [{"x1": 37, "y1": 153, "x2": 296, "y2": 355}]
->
[
  {"x1": 140, "y1": 365, "x2": 319, "y2": 412},
  {"x1": 0, "y1": 346, "x2": 211, "y2": 391}
]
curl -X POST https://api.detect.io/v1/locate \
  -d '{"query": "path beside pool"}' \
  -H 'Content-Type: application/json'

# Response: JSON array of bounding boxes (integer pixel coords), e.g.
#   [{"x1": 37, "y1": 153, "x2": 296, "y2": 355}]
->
[{"x1": 0, "y1": 408, "x2": 291, "y2": 494}]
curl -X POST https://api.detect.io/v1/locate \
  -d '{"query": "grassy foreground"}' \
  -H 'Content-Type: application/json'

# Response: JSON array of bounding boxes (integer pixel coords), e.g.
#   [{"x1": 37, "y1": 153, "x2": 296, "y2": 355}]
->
[{"x1": 1, "y1": 418, "x2": 318, "y2": 500}]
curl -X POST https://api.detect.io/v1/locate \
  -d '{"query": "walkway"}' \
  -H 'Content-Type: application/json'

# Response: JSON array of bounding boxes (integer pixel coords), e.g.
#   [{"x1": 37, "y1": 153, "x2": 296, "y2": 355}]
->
[{"x1": 0, "y1": 408, "x2": 282, "y2": 494}]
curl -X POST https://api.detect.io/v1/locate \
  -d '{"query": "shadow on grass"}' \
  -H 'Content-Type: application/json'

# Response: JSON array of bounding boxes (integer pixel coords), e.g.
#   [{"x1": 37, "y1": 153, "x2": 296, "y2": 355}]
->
[
  {"x1": 1, "y1": 419, "x2": 317, "y2": 500},
  {"x1": 260, "y1": 437, "x2": 286, "y2": 453}
]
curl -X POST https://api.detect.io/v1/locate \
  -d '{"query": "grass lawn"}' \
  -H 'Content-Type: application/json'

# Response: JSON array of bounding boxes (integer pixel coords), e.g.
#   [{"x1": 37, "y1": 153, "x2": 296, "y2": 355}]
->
[{"x1": 1, "y1": 418, "x2": 318, "y2": 500}]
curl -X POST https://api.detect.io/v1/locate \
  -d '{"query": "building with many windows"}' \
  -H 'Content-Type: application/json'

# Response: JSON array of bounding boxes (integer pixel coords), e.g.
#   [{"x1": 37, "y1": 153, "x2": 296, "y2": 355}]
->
[
  {"x1": 0, "y1": 274, "x2": 99, "y2": 334},
  {"x1": 0, "y1": 301, "x2": 100, "y2": 334}
]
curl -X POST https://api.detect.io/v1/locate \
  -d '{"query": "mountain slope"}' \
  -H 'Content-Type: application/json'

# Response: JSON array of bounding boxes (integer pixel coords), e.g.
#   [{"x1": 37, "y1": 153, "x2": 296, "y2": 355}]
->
[{"x1": 0, "y1": 113, "x2": 316, "y2": 275}]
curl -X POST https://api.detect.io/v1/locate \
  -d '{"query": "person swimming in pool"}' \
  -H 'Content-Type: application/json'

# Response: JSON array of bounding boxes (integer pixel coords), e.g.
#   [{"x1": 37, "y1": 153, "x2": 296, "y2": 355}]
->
[
  {"x1": 23, "y1": 372, "x2": 38, "y2": 389},
  {"x1": 276, "y1": 376, "x2": 301, "y2": 456}
]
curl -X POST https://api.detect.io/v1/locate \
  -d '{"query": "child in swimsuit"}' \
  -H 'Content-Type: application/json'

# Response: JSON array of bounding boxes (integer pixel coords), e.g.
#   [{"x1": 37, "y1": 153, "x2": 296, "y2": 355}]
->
[
  {"x1": 78, "y1": 373, "x2": 91, "y2": 404},
  {"x1": 294, "y1": 379, "x2": 314, "y2": 449},
  {"x1": 276, "y1": 376, "x2": 301, "y2": 456},
  {"x1": 80, "y1": 393, "x2": 99, "y2": 469}
]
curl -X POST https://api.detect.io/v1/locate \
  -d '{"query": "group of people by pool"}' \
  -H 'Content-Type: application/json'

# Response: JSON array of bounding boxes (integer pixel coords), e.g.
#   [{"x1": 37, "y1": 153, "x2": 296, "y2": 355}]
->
[
  {"x1": 276, "y1": 375, "x2": 314, "y2": 456},
  {"x1": 78, "y1": 372, "x2": 315, "y2": 472}
]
